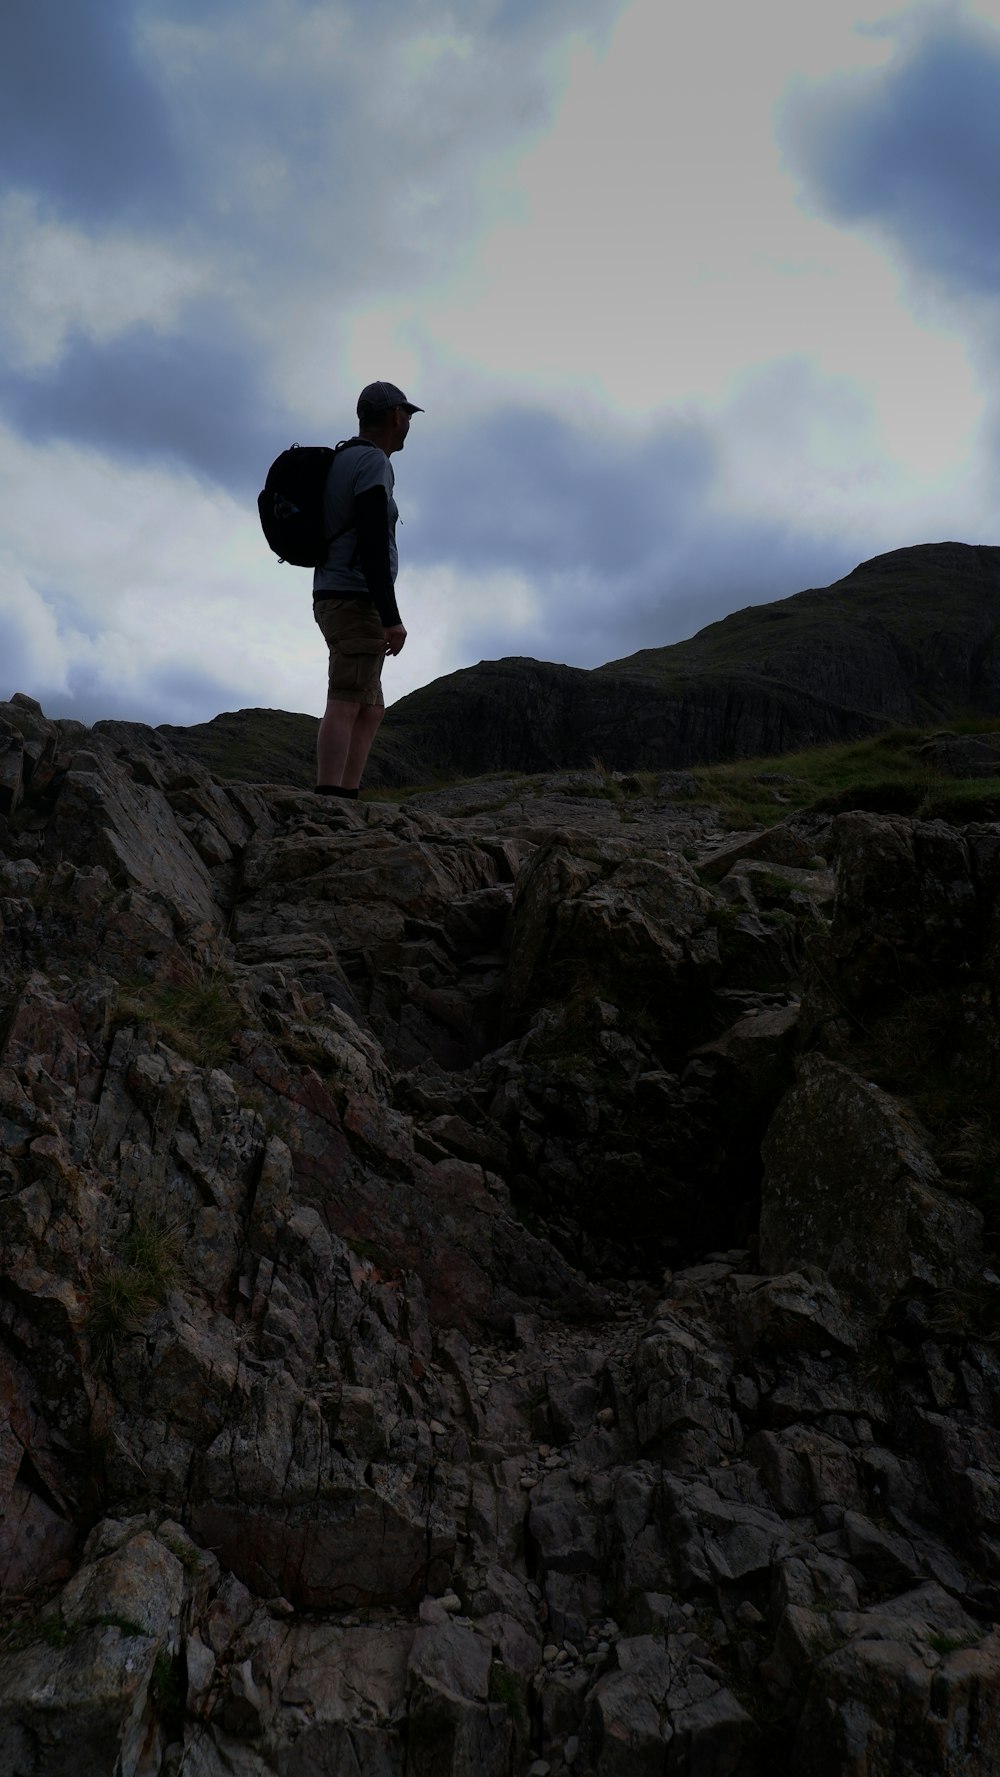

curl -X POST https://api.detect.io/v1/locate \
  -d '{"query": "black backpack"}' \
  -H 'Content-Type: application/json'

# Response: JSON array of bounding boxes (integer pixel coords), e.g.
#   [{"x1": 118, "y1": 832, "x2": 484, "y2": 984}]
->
[{"x1": 257, "y1": 438, "x2": 368, "y2": 567}]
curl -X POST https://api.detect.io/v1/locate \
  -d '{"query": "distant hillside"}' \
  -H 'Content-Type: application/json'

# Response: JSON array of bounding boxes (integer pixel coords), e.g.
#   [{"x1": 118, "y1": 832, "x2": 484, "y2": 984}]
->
[
  {"x1": 372, "y1": 542, "x2": 1000, "y2": 782},
  {"x1": 153, "y1": 706, "x2": 316, "y2": 785},
  {"x1": 598, "y1": 540, "x2": 1000, "y2": 712},
  {"x1": 150, "y1": 705, "x2": 424, "y2": 789},
  {"x1": 152, "y1": 542, "x2": 1000, "y2": 785}
]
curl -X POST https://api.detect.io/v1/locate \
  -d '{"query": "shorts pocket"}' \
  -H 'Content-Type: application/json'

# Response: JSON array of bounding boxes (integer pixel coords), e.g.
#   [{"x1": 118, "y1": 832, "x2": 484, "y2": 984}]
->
[{"x1": 330, "y1": 635, "x2": 385, "y2": 698}]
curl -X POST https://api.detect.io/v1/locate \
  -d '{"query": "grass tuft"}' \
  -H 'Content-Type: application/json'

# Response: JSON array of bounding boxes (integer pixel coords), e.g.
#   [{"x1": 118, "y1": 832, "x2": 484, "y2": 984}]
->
[
  {"x1": 488, "y1": 1662, "x2": 526, "y2": 1727},
  {"x1": 686, "y1": 720, "x2": 1000, "y2": 829},
  {"x1": 927, "y1": 1628, "x2": 983, "y2": 1655},
  {"x1": 0, "y1": 1612, "x2": 82, "y2": 1653},
  {"x1": 151, "y1": 1648, "x2": 185, "y2": 1728},
  {"x1": 946, "y1": 1116, "x2": 1000, "y2": 1198},
  {"x1": 87, "y1": 1216, "x2": 182, "y2": 1366},
  {"x1": 118, "y1": 959, "x2": 243, "y2": 1068},
  {"x1": 924, "y1": 1281, "x2": 1000, "y2": 1344}
]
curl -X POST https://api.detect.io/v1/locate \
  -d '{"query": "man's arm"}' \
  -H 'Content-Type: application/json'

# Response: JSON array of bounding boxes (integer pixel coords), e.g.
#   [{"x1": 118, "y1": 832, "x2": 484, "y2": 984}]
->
[{"x1": 354, "y1": 486, "x2": 402, "y2": 637}]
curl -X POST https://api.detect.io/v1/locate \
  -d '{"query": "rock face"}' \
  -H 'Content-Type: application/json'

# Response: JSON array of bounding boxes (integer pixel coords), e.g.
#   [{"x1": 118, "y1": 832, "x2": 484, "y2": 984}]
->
[
  {"x1": 760, "y1": 1058, "x2": 981, "y2": 1312},
  {"x1": 0, "y1": 695, "x2": 999, "y2": 1775}
]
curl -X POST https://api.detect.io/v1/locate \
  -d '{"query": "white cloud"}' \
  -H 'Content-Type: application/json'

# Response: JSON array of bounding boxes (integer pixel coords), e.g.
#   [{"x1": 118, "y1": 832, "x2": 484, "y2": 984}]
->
[
  {"x1": 421, "y1": 0, "x2": 980, "y2": 460},
  {"x1": 0, "y1": 423, "x2": 326, "y2": 722},
  {"x1": 0, "y1": 421, "x2": 511, "y2": 725},
  {"x1": 398, "y1": 561, "x2": 542, "y2": 689},
  {"x1": 0, "y1": 194, "x2": 207, "y2": 369},
  {"x1": 0, "y1": 569, "x2": 71, "y2": 696}
]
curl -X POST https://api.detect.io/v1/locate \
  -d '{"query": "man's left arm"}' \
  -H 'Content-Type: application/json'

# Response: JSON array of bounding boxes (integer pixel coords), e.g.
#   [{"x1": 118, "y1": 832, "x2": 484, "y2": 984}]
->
[{"x1": 353, "y1": 486, "x2": 402, "y2": 635}]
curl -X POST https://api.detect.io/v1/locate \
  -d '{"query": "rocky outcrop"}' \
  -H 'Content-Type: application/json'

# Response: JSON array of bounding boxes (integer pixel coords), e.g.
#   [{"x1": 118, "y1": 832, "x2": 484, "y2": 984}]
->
[
  {"x1": 0, "y1": 695, "x2": 998, "y2": 1774},
  {"x1": 760, "y1": 1058, "x2": 982, "y2": 1312}
]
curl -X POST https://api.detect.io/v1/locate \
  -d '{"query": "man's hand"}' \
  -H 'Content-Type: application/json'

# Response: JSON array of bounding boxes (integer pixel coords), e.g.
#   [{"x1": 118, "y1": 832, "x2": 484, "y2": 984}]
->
[{"x1": 384, "y1": 624, "x2": 407, "y2": 656}]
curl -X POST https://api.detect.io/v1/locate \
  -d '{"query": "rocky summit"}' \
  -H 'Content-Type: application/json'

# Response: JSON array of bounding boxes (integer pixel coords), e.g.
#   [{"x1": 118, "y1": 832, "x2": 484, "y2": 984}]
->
[{"x1": 1, "y1": 690, "x2": 999, "y2": 1775}]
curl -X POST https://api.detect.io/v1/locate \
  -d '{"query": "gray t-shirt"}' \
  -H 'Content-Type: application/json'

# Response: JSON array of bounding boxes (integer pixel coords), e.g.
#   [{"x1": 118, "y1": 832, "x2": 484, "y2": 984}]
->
[{"x1": 312, "y1": 439, "x2": 398, "y2": 596}]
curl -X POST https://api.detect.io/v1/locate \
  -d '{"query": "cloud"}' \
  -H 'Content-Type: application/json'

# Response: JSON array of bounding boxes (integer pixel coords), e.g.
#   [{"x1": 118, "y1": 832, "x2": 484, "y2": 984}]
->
[
  {"x1": 4, "y1": 668, "x2": 238, "y2": 733},
  {"x1": 0, "y1": 300, "x2": 296, "y2": 493},
  {"x1": 781, "y1": 14, "x2": 1000, "y2": 296},
  {"x1": 0, "y1": 580, "x2": 70, "y2": 700},
  {"x1": 404, "y1": 405, "x2": 715, "y2": 578},
  {"x1": 0, "y1": 0, "x2": 184, "y2": 223},
  {"x1": 0, "y1": 422, "x2": 324, "y2": 730},
  {"x1": 0, "y1": 1, "x2": 629, "y2": 478},
  {"x1": 444, "y1": 514, "x2": 862, "y2": 675},
  {"x1": 0, "y1": 195, "x2": 208, "y2": 373},
  {"x1": 392, "y1": 390, "x2": 881, "y2": 674},
  {"x1": 139, "y1": 0, "x2": 623, "y2": 292}
]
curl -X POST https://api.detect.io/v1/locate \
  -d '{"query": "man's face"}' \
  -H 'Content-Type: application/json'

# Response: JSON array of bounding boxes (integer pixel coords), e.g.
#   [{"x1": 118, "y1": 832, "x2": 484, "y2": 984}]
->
[{"x1": 391, "y1": 406, "x2": 411, "y2": 451}]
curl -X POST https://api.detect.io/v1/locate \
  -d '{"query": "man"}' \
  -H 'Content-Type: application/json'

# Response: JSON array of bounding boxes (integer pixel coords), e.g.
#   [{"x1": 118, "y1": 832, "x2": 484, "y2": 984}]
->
[{"x1": 312, "y1": 380, "x2": 423, "y2": 797}]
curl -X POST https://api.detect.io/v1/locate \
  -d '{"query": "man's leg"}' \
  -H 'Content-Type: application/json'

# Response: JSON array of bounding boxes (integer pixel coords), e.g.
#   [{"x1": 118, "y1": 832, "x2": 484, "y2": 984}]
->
[
  {"x1": 316, "y1": 698, "x2": 360, "y2": 786},
  {"x1": 314, "y1": 599, "x2": 386, "y2": 789},
  {"x1": 341, "y1": 704, "x2": 385, "y2": 789}
]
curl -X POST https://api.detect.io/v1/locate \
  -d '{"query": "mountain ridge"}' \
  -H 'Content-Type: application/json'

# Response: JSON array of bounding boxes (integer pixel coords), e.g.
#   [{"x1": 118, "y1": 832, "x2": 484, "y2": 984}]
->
[{"x1": 147, "y1": 540, "x2": 1000, "y2": 786}]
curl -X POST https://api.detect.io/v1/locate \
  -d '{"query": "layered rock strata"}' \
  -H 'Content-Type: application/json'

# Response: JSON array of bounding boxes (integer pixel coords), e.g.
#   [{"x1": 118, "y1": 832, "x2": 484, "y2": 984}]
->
[{"x1": 0, "y1": 694, "x2": 998, "y2": 1774}]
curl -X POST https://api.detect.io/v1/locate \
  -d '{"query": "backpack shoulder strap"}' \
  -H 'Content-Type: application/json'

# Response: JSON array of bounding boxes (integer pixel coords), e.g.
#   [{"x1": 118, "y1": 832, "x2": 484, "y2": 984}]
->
[
  {"x1": 324, "y1": 437, "x2": 379, "y2": 553},
  {"x1": 334, "y1": 436, "x2": 377, "y2": 456}
]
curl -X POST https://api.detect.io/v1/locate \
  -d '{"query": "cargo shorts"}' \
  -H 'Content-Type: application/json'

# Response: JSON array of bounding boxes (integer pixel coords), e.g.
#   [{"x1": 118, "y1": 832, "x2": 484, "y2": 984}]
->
[{"x1": 313, "y1": 598, "x2": 386, "y2": 707}]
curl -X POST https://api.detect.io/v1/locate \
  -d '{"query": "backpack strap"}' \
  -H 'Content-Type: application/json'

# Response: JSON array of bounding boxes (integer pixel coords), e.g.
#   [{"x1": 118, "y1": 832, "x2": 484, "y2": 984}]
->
[{"x1": 324, "y1": 437, "x2": 378, "y2": 557}]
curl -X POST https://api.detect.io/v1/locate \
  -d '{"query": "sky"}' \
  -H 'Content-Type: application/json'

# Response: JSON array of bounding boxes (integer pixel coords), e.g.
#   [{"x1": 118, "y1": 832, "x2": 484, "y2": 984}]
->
[{"x1": 2, "y1": 0, "x2": 1000, "y2": 729}]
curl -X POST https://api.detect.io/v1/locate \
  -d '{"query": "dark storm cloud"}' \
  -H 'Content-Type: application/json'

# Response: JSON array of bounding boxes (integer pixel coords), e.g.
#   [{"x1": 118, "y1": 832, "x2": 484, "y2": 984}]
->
[
  {"x1": 41, "y1": 682, "x2": 194, "y2": 730},
  {"x1": 619, "y1": 518, "x2": 861, "y2": 653},
  {"x1": 452, "y1": 518, "x2": 861, "y2": 673},
  {"x1": 0, "y1": 0, "x2": 513, "y2": 282},
  {"x1": 399, "y1": 403, "x2": 862, "y2": 672},
  {"x1": 1, "y1": 650, "x2": 240, "y2": 731},
  {"x1": 781, "y1": 18, "x2": 1000, "y2": 293},
  {"x1": 0, "y1": 301, "x2": 296, "y2": 494},
  {"x1": 0, "y1": 0, "x2": 630, "y2": 491},
  {"x1": 144, "y1": 660, "x2": 246, "y2": 722},
  {"x1": 0, "y1": 0, "x2": 184, "y2": 221},
  {"x1": 404, "y1": 406, "x2": 716, "y2": 579}
]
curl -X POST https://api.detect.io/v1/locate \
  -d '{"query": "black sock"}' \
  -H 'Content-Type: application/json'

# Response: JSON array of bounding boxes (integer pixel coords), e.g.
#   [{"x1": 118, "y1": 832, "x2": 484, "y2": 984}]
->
[{"x1": 314, "y1": 784, "x2": 359, "y2": 799}]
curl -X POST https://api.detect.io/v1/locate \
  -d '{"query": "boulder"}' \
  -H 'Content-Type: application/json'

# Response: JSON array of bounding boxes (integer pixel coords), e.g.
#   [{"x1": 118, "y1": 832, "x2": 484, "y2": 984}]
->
[
  {"x1": 794, "y1": 1601, "x2": 1000, "y2": 1777},
  {"x1": 760, "y1": 1057, "x2": 982, "y2": 1312},
  {"x1": 502, "y1": 832, "x2": 720, "y2": 1049}
]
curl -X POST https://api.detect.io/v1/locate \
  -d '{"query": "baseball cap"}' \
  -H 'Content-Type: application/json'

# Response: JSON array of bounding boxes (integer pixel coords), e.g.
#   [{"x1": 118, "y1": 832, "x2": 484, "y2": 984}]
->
[{"x1": 357, "y1": 381, "x2": 424, "y2": 416}]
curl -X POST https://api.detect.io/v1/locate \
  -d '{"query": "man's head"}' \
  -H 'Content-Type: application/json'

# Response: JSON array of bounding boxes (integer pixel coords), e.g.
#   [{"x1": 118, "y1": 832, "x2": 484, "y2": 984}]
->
[{"x1": 357, "y1": 381, "x2": 423, "y2": 455}]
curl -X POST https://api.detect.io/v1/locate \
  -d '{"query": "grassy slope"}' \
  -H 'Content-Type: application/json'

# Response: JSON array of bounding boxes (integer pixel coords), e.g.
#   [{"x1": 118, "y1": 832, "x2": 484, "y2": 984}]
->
[{"x1": 690, "y1": 720, "x2": 1000, "y2": 828}]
